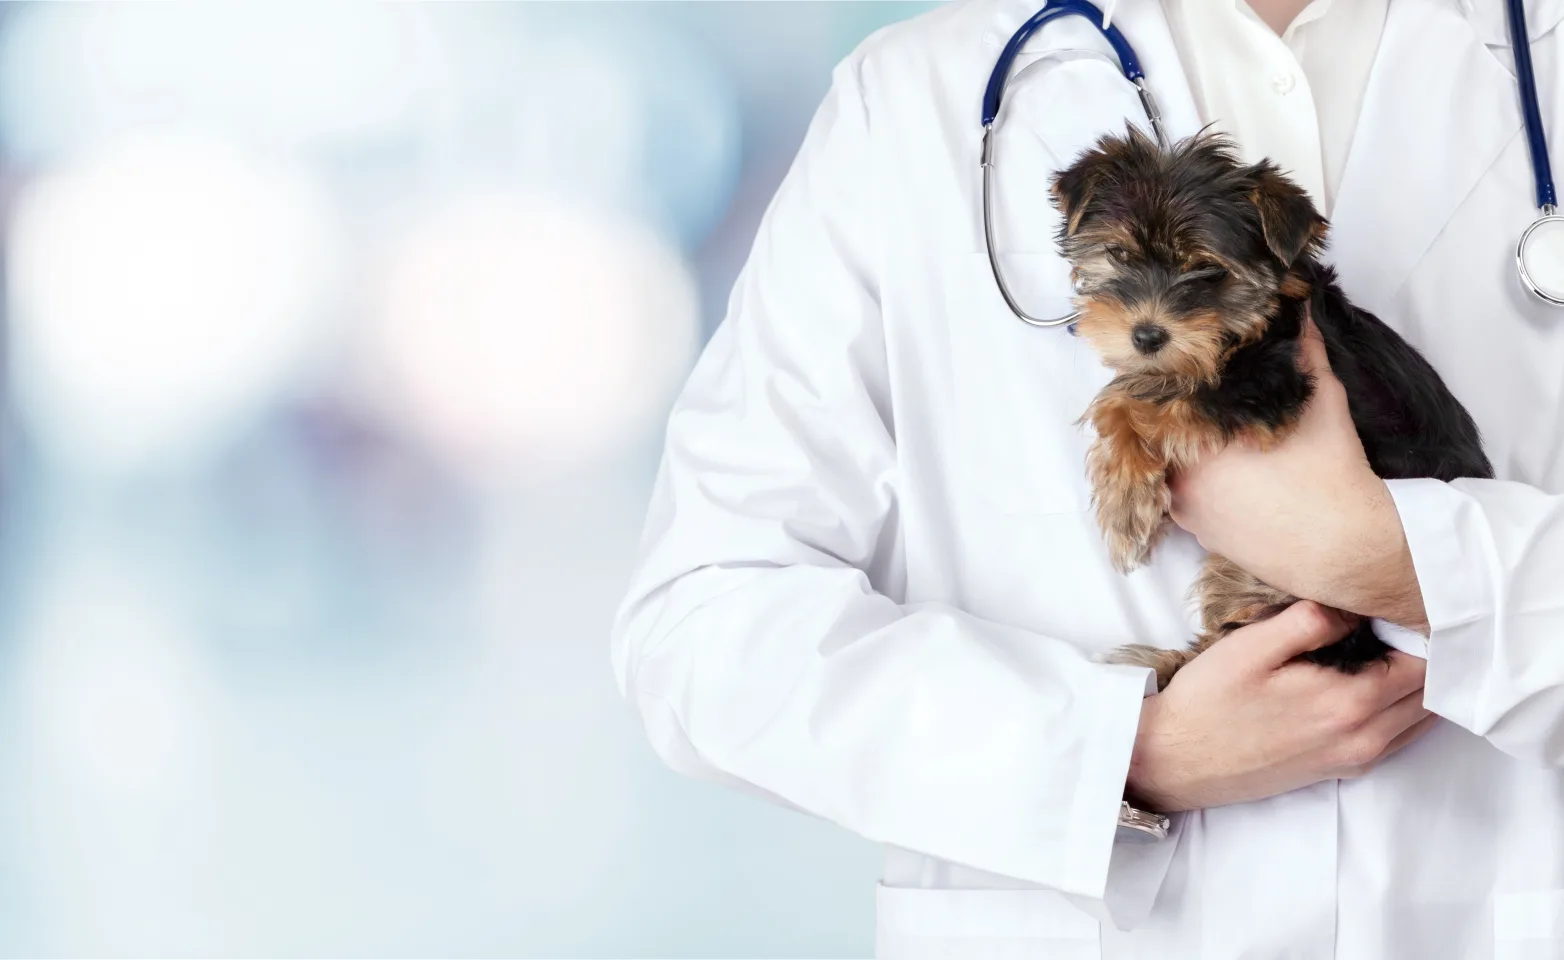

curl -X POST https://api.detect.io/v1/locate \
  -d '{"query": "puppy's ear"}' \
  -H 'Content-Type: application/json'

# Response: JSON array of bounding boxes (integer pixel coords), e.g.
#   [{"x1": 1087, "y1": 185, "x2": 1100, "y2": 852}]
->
[
  {"x1": 1049, "y1": 161, "x2": 1097, "y2": 238},
  {"x1": 1248, "y1": 163, "x2": 1327, "y2": 266}
]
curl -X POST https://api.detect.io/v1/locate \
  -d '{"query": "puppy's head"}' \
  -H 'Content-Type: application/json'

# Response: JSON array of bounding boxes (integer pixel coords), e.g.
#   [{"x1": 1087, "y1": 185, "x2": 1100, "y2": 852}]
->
[{"x1": 1050, "y1": 127, "x2": 1326, "y2": 383}]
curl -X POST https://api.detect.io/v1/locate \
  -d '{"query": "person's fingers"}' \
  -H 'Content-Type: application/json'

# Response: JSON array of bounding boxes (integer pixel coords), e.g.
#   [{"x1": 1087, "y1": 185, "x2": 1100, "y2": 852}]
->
[
  {"x1": 1333, "y1": 690, "x2": 1431, "y2": 775},
  {"x1": 1346, "y1": 708, "x2": 1439, "y2": 777},
  {"x1": 1249, "y1": 600, "x2": 1356, "y2": 663},
  {"x1": 1298, "y1": 310, "x2": 1331, "y2": 376},
  {"x1": 1366, "y1": 650, "x2": 1429, "y2": 707},
  {"x1": 1357, "y1": 687, "x2": 1432, "y2": 748},
  {"x1": 1166, "y1": 464, "x2": 1201, "y2": 527},
  {"x1": 1297, "y1": 312, "x2": 1355, "y2": 417},
  {"x1": 1381, "y1": 711, "x2": 1440, "y2": 757}
]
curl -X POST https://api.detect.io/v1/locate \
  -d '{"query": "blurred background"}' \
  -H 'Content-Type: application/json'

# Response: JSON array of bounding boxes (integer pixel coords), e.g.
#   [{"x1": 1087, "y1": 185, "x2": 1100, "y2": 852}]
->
[{"x1": 0, "y1": 2, "x2": 939, "y2": 956}]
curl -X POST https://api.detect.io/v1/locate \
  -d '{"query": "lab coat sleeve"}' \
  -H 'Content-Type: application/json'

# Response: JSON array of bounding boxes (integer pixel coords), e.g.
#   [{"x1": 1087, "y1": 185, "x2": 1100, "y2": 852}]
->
[
  {"x1": 1387, "y1": 476, "x2": 1564, "y2": 764},
  {"x1": 611, "y1": 56, "x2": 1171, "y2": 924}
]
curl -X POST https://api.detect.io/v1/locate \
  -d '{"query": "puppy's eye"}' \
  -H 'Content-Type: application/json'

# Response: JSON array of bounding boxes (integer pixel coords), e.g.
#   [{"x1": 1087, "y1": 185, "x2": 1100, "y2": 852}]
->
[{"x1": 1105, "y1": 245, "x2": 1132, "y2": 264}]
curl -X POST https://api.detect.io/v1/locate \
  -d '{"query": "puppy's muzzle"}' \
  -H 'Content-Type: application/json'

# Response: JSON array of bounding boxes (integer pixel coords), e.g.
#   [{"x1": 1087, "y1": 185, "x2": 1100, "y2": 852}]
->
[{"x1": 1132, "y1": 323, "x2": 1169, "y2": 355}]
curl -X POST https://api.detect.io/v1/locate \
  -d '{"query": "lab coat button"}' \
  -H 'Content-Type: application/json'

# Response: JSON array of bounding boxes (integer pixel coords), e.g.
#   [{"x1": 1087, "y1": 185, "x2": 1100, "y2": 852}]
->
[{"x1": 1272, "y1": 73, "x2": 1296, "y2": 94}]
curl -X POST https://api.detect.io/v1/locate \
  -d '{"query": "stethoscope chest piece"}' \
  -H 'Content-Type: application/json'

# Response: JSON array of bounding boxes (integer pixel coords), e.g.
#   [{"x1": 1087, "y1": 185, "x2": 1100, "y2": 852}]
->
[{"x1": 1517, "y1": 207, "x2": 1564, "y2": 305}]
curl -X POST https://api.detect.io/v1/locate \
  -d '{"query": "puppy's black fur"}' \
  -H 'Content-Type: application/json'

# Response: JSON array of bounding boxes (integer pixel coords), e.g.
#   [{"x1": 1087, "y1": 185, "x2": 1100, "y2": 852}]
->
[{"x1": 1191, "y1": 273, "x2": 1489, "y2": 485}]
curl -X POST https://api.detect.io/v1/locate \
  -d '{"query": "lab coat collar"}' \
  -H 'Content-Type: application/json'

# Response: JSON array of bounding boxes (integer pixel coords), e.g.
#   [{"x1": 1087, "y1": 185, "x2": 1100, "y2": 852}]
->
[
  {"x1": 1457, "y1": 0, "x2": 1564, "y2": 47},
  {"x1": 983, "y1": 0, "x2": 1122, "y2": 48}
]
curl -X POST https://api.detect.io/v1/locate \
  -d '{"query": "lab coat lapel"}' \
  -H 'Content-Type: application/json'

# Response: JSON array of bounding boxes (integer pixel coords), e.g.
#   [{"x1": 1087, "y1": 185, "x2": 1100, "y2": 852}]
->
[
  {"x1": 1460, "y1": 0, "x2": 1564, "y2": 47},
  {"x1": 1326, "y1": 0, "x2": 1529, "y2": 315}
]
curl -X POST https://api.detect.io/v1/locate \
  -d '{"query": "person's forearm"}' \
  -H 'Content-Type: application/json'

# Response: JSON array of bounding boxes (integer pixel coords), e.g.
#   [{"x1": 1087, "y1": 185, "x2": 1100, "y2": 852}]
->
[
  {"x1": 1307, "y1": 476, "x2": 1429, "y2": 634},
  {"x1": 1224, "y1": 471, "x2": 1430, "y2": 633}
]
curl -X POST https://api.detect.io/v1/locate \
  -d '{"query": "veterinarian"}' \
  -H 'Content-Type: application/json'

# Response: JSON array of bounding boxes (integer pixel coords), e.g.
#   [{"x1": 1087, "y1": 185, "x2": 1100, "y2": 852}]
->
[{"x1": 612, "y1": 0, "x2": 1564, "y2": 955}]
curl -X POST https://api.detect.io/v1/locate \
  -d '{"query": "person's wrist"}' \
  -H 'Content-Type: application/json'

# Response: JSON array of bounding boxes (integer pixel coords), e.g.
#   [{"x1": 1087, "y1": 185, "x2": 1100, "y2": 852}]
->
[
  {"x1": 1325, "y1": 475, "x2": 1428, "y2": 631},
  {"x1": 1125, "y1": 694, "x2": 1193, "y2": 813}
]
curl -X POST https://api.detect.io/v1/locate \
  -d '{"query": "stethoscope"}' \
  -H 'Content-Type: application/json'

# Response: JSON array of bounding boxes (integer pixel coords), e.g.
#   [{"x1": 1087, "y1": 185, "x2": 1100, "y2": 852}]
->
[{"x1": 981, "y1": 0, "x2": 1564, "y2": 328}]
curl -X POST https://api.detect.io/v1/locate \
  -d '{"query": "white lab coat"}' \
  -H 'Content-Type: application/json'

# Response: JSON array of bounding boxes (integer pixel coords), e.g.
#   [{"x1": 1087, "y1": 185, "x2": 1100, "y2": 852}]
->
[{"x1": 611, "y1": 0, "x2": 1564, "y2": 955}]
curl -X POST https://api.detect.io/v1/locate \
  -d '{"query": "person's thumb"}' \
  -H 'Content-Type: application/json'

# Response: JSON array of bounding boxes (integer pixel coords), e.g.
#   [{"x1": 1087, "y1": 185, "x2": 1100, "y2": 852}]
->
[
  {"x1": 1298, "y1": 309, "x2": 1333, "y2": 374},
  {"x1": 1252, "y1": 600, "x2": 1355, "y2": 665}
]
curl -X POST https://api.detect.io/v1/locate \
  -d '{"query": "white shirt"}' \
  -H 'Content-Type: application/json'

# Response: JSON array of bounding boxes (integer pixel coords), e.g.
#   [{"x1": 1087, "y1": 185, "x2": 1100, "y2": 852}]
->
[{"x1": 1160, "y1": 0, "x2": 1388, "y2": 214}]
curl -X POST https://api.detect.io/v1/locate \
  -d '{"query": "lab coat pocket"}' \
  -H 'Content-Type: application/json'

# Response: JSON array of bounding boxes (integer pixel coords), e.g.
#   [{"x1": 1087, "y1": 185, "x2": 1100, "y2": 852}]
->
[
  {"x1": 876, "y1": 884, "x2": 1101, "y2": 960},
  {"x1": 1496, "y1": 890, "x2": 1564, "y2": 959},
  {"x1": 944, "y1": 251, "x2": 1111, "y2": 516}
]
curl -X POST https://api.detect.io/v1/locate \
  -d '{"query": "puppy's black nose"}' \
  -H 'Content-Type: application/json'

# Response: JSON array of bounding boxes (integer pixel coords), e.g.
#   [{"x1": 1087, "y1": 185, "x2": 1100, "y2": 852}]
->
[{"x1": 1132, "y1": 323, "x2": 1169, "y2": 355}]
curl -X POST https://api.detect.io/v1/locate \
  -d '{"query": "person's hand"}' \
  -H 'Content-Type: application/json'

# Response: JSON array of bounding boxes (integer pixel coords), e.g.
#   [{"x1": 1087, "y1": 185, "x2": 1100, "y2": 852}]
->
[
  {"x1": 1168, "y1": 318, "x2": 1427, "y2": 630},
  {"x1": 1126, "y1": 601, "x2": 1435, "y2": 812}
]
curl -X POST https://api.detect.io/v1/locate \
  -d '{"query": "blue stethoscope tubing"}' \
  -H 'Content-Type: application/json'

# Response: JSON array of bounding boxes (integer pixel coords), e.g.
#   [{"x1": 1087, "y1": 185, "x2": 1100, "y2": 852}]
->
[
  {"x1": 1509, "y1": 0, "x2": 1556, "y2": 210},
  {"x1": 981, "y1": 0, "x2": 1564, "y2": 321},
  {"x1": 980, "y1": 0, "x2": 1165, "y2": 327},
  {"x1": 982, "y1": 0, "x2": 1155, "y2": 129}
]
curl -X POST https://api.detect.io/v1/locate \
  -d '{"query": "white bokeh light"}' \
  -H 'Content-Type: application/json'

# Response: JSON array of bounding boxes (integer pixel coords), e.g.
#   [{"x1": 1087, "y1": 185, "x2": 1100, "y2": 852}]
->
[
  {"x1": 7, "y1": 136, "x2": 341, "y2": 475},
  {"x1": 369, "y1": 195, "x2": 699, "y2": 472},
  {"x1": 0, "y1": 3, "x2": 428, "y2": 161}
]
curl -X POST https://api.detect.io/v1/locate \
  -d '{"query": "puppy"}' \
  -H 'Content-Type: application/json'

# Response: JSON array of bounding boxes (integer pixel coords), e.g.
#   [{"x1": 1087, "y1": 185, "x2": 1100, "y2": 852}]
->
[{"x1": 1048, "y1": 128, "x2": 1492, "y2": 688}]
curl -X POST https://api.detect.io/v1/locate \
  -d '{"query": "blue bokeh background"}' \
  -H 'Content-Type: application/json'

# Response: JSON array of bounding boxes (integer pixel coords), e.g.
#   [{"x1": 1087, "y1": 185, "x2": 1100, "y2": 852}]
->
[{"x1": 0, "y1": 3, "x2": 938, "y2": 956}]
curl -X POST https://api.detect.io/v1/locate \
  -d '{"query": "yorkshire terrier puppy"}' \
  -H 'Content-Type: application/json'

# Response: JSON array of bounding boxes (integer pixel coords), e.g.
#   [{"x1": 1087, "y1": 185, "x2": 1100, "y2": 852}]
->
[{"x1": 1049, "y1": 128, "x2": 1492, "y2": 688}]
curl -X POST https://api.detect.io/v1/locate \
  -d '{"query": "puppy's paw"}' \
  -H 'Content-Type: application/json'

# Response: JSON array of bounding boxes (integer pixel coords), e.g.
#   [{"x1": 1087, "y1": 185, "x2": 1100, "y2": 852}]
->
[
  {"x1": 1091, "y1": 468, "x2": 1170, "y2": 573},
  {"x1": 1085, "y1": 420, "x2": 1171, "y2": 573},
  {"x1": 1102, "y1": 502, "x2": 1168, "y2": 573},
  {"x1": 1193, "y1": 554, "x2": 1292, "y2": 637},
  {"x1": 1103, "y1": 643, "x2": 1193, "y2": 691}
]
